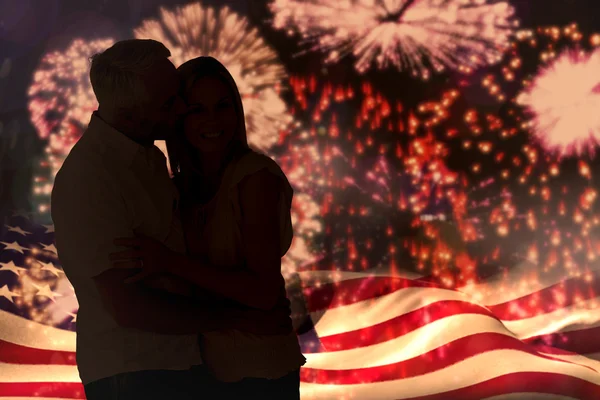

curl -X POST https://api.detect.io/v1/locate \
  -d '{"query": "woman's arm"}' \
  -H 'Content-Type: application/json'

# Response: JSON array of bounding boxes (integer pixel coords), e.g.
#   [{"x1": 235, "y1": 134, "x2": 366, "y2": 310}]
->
[{"x1": 167, "y1": 169, "x2": 287, "y2": 310}]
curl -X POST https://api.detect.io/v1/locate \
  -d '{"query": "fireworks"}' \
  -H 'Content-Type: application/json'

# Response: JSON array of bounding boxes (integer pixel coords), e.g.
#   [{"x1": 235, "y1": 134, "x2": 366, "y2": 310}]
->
[
  {"x1": 424, "y1": 25, "x2": 600, "y2": 298},
  {"x1": 275, "y1": 76, "x2": 473, "y2": 285},
  {"x1": 28, "y1": 38, "x2": 114, "y2": 142},
  {"x1": 134, "y1": 2, "x2": 292, "y2": 151},
  {"x1": 270, "y1": 0, "x2": 518, "y2": 79},
  {"x1": 27, "y1": 38, "x2": 115, "y2": 213}
]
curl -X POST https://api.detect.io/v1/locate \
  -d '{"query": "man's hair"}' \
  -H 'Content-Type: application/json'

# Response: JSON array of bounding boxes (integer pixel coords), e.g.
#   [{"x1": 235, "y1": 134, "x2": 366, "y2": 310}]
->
[{"x1": 89, "y1": 39, "x2": 171, "y2": 114}]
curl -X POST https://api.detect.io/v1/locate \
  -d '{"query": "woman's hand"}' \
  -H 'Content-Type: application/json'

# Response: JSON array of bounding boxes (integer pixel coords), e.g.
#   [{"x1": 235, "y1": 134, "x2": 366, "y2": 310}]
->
[{"x1": 110, "y1": 234, "x2": 175, "y2": 283}]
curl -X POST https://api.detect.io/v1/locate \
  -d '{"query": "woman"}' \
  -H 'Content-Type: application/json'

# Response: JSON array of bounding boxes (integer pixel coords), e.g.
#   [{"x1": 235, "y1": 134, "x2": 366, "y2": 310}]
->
[{"x1": 110, "y1": 56, "x2": 306, "y2": 398}]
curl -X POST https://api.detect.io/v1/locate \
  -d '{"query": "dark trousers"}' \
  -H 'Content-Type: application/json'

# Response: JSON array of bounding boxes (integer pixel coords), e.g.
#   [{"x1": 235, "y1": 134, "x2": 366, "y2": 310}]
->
[
  {"x1": 83, "y1": 365, "x2": 219, "y2": 400},
  {"x1": 83, "y1": 366, "x2": 301, "y2": 399},
  {"x1": 220, "y1": 368, "x2": 301, "y2": 400}
]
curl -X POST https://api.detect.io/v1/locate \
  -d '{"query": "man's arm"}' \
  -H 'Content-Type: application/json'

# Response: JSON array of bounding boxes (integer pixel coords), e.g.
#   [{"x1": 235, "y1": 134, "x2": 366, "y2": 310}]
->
[
  {"x1": 92, "y1": 268, "x2": 240, "y2": 334},
  {"x1": 51, "y1": 169, "x2": 246, "y2": 334}
]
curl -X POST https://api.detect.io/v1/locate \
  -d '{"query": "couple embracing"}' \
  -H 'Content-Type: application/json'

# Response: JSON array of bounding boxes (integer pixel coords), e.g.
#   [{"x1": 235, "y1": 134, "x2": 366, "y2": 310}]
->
[{"x1": 51, "y1": 39, "x2": 306, "y2": 399}]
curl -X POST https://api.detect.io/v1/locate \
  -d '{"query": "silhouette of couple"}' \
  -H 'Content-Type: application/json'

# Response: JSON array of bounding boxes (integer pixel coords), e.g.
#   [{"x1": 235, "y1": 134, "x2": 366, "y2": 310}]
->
[{"x1": 51, "y1": 39, "x2": 306, "y2": 399}]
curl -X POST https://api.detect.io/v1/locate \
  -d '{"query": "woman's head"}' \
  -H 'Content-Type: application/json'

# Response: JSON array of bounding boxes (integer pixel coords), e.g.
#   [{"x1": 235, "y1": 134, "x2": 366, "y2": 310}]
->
[{"x1": 167, "y1": 56, "x2": 248, "y2": 177}]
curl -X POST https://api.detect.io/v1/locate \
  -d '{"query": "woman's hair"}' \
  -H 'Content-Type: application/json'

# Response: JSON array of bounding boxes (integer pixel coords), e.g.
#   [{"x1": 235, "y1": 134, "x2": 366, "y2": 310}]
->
[
  {"x1": 89, "y1": 39, "x2": 171, "y2": 115},
  {"x1": 166, "y1": 56, "x2": 249, "y2": 184}
]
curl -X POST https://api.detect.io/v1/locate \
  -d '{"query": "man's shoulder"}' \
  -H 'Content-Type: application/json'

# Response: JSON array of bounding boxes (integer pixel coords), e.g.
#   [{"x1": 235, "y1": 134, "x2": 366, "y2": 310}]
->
[{"x1": 53, "y1": 135, "x2": 114, "y2": 196}]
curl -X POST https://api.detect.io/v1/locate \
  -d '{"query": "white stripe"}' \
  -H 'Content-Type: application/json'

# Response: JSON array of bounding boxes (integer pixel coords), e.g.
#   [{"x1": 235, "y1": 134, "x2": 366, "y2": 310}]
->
[
  {"x1": 299, "y1": 349, "x2": 600, "y2": 399},
  {"x1": 0, "y1": 310, "x2": 76, "y2": 351},
  {"x1": 307, "y1": 314, "x2": 512, "y2": 369},
  {"x1": 0, "y1": 362, "x2": 80, "y2": 383}
]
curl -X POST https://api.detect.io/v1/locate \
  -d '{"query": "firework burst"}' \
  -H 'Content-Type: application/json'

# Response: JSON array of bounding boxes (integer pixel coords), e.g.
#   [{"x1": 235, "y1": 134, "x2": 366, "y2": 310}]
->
[
  {"x1": 134, "y1": 2, "x2": 292, "y2": 151},
  {"x1": 27, "y1": 38, "x2": 115, "y2": 214},
  {"x1": 270, "y1": 0, "x2": 518, "y2": 79}
]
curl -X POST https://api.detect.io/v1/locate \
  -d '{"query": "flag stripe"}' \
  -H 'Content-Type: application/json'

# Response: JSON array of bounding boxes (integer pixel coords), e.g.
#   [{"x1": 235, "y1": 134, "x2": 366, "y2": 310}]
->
[
  {"x1": 0, "y1": 340, "x2": 77, "y2": 365},
  {"x1": 304, "y1": 331, "x2": 600, "y2": 382},
  {"x1": 0, "y1": 382, "x2": 84, "y2": 399}
]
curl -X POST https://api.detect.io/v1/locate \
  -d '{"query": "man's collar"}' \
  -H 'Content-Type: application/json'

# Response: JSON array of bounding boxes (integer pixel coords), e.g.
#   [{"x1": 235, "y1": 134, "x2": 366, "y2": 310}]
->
[{"x1": 87, "y1": 112, "x2": 142, "y2": 166}]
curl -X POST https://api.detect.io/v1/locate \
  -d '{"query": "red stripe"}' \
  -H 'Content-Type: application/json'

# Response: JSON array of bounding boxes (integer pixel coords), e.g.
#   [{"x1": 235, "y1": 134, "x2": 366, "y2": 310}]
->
[
  {"x1": 487, "y1": 270, "x2": 600, "y2": 320},
  {"x1": 314, "y1": 300, "x2": 493, "y2": 353},
  {"x1": 0, "y1": 382, "x2": 85, "y2": 398},
  {"x1": 525, "y1": 325, "x2": 600, "y2": 355},
  {"x1": 0, "y1": 339, "x2": 77, "y2": 365},
  {"x1": 397, "y1": 372, "x2": 600, "y2": 400},
  {"x1": 301, "y1": 332, "x2": 596, "y2": 384}
]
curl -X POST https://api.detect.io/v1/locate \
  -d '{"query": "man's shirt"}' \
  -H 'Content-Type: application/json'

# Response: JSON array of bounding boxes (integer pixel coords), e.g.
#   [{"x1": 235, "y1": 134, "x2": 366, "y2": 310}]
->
[{"x1": 51, "y1": 113, "x2": 201, "y2": 385}]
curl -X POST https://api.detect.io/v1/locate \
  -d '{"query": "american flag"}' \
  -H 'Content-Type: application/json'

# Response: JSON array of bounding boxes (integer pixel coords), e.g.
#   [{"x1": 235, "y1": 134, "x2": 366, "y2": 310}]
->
[{"x1": 2, "y1": 212, "x2": 600, "y2": 399}]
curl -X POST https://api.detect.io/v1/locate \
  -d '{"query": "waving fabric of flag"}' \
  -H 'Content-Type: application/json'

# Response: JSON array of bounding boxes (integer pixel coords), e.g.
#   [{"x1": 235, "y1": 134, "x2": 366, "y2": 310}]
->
[{"x1": 2, "y1": 212, "x2": 600, "y2": 399}]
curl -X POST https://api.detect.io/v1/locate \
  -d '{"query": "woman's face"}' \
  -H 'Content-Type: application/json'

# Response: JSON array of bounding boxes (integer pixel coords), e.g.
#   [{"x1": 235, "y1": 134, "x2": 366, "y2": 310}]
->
[{"x1": 182, "y1": 76, "x2": 238, "y2": 153}]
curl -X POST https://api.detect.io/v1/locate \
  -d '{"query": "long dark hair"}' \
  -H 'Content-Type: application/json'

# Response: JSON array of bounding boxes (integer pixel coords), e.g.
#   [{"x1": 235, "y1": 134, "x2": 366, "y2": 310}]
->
[{"x1": 166, "y1": 56, "x2": 250, "y2": 189}]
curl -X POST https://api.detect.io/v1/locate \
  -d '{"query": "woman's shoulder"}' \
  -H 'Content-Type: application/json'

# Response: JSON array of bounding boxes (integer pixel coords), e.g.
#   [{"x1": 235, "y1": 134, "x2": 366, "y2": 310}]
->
[
  {"x1": 236, "y1": 149, "x2": 280, "y2": 169},
  {"x1": 230, "y1": 149, "x2": 286, "y2": 185}
]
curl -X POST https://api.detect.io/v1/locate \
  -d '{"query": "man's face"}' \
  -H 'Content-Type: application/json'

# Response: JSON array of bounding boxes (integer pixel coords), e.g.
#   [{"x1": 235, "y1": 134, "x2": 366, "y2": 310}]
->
[{"x1": 138, "y1": 59, "x2": 186, "y2": 141}]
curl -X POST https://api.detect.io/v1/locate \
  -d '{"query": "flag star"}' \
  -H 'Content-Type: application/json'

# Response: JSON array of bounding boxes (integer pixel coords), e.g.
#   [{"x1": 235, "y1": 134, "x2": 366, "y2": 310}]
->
[
  {"x1": 37, "y1": 261, "x2": 63, "y2": 276},
  {"x1": 39, "y1": 243, "x2": 58, "y2": 254},
  {"x1": 1, "y1": 241, "x2": 28, "y2": 254},
  {"x1": 43, "y1": 224, "x2": 55, "y2": 233},
  {"x1": 32, "y1": 284, "x2": 62, "y2": 302},
  {"x1": 67, "y1": 311, "x2": 77, "y2": 323},
  {"x1": 5, "y1": 225, "x2": 32, "y2": 236},
  {"x1": 0, "y1": 260, "x2": 26, "y2": 275},
  {"x1": 0, "y1": 285, "x2": 19, "y2": 303}
]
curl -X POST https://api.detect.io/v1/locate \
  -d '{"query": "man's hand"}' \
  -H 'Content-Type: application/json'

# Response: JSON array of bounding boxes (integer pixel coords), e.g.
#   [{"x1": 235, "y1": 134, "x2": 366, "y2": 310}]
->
[
  {"x1": 232, "y1": 296, "x2": 294, "y2": 336},
  {"x1": 110, "y1": 234, "x2": 175, "y2": 283}
]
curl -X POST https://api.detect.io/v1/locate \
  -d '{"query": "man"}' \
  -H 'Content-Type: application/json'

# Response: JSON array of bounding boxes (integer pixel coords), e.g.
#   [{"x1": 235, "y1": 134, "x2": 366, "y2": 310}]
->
[{"x1": 51, "y1": 39, "x2": 291, "y2": 400}]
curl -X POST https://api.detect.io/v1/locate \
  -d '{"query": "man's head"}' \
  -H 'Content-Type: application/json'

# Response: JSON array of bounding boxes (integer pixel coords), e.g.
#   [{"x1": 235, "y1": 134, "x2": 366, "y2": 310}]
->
[{"x1": 89, "y1": 39, "x2": 186, "y2": 143}]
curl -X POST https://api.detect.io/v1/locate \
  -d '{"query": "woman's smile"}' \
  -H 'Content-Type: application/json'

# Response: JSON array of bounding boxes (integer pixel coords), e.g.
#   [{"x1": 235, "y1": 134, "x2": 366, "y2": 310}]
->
[{"x1": 201, "y1": 130, "x2": 224, "y2": 139}]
